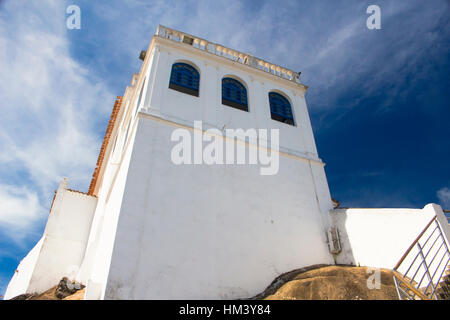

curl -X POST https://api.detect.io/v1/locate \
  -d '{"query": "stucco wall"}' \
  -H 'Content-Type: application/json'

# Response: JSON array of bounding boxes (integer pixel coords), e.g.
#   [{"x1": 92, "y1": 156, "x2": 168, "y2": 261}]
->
[
  {"x1": 79, "y1": 116, "x2": 138, "y2": 300},
  {"x1": 77, "y1": 59, "x2": 146, "y2": 299},
  {"x1": 5, "y1": 179, "x2": 97, "y2": 298},
  {"x1": 4, "y1": 237, "x2": 44, "y2": 300},
  {"x1": 330, "y1": 204, "x2": 450, "y2": 272},
  {"x1": 102, "y1": 116, "x2": 333, "y2": 299}
]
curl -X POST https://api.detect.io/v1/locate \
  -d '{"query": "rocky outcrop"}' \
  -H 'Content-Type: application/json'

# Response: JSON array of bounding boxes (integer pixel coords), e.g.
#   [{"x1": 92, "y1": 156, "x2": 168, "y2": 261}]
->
[
  {"x1": 252, "y1": 265, "x2": 398, "y2": 300},
  {"x1": 9, "y1": 277, "x2": 85, "y2": 300}
]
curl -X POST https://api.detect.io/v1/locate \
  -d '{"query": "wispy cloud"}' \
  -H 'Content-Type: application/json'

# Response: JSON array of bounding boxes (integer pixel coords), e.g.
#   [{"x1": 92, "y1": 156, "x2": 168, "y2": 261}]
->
[
  {"x1": 98, "y1": 0, "x2": 449, "y2": 125},
  {"x1": 437, "y1": 188, "x2": 450, "y2": 209},
  {"x1": 0, "y1": 184, "x2": 46, "y2": 243},
  {"x1": 0, "y1": 0, "x2": 113, "y2": 196},
  {"x1": 0, "y1": 0, "x2": 116, "y2": 278},
  {"x1": 0, "y1": 1, "x2": 117, "y2": 291}
]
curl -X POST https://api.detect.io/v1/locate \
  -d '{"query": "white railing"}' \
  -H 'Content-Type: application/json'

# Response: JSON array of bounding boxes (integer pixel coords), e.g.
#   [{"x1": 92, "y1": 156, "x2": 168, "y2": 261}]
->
[{"x1": 155, "y1": 25, "x2": 302, "y2": 85}]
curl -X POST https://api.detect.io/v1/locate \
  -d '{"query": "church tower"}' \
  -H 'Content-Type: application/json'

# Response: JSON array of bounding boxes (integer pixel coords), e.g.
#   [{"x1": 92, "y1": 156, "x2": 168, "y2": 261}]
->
[
  {"x1": 78, "y1": 25, "x2": 335, "y2": 299},
  {"x1": 79, "y1": 25, "x2": 335, "y2": 299}
]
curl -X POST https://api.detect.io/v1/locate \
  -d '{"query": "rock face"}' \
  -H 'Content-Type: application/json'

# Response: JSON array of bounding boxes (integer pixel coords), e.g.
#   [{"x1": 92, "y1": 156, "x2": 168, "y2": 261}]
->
[
  {"x1": 254, "y1": 265, "x2": 398, "y2": 300},
  {"x1": 55, "y1": 277, "x2": 84, "y2": 299},
  {"x1": 9, "y1": 293, "x2": 35, "y2": 300},
  {"x1": 62, "y1": 288, "x2": 85, "y2": 300}
]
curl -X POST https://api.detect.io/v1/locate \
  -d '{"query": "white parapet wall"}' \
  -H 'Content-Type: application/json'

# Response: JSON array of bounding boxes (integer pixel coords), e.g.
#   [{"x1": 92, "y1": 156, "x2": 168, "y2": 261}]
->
[
  {"x1": 4, "y1": 179, "x2": 97, "y2": 299},
  {"x1": 329, "y1": 203, "x2": 450, "y2": 271}
]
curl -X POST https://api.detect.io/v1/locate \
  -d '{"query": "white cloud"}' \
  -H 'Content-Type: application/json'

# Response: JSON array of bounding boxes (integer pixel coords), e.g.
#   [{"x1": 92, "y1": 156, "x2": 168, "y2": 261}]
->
[
  {"x1": 0, "y1": 184, "x2": 46, "y2": 241},
  {"x1": 0, "y1": 1, "x2": 114, "y2": 195},
  {"x1": 0, "y1": 1, "x2": 114, "y2": 246},
  {"x1": 437, "y1": 188, "x2": 450, "y2": 209}
]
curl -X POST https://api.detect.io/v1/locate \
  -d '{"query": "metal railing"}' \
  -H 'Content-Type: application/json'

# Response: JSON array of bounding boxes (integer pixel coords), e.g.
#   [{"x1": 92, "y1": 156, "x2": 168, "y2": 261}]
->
[{"x1": 393, "y1": 215, "x2": 450, "y2": 300}]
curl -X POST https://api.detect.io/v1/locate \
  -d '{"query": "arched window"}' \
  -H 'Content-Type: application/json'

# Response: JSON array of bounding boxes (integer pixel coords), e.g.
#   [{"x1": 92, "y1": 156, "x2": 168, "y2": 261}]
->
[
  {"x1": 222, "y1": 77, "x2": 248, "y2": 111},
  {"x1": 268, "y1": 92, "x2": 294, "y2": 125},
  {"x1": 169, "y1": 62, "x2": 200, "y2": 97}
]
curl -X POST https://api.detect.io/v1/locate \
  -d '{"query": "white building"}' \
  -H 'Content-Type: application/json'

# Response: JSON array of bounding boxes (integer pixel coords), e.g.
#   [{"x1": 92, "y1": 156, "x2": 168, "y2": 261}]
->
[{"x1": 5, "y1": 26, "x2": 450, "y2": 300}]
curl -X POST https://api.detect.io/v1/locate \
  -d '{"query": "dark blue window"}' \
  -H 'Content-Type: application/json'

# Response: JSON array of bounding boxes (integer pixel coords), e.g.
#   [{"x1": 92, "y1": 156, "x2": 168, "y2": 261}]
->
[
  {"x1": 169, "y1": 62, "x2": 200, "y2": 97},
  {"x1": 269, "y1": 92, "x2": 294, "y2": 125},
  {"x1": 222, "y1": 77, "x2": 248, "y2": 111}
]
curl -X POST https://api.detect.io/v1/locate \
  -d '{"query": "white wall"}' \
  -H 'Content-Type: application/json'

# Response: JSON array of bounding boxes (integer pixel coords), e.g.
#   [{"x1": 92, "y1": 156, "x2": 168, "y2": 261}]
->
[
  {"x1": 76, "y1": 75, "x2": 143, "y2": 299},
  {"x1": 4, "y1": 237, "x2": 44, "y2": 300},
  {"x1": 330, "y1": 204, "x2": 450, "y2": 273},
  {"x1": 5, "y1": 179, "x2": 97, "y2": 298},
  {"x1": 83, "y1": 130, "x2": 136, "y2": 300},
  {"x1": 102, "y1": 116, "x2": 333, "y2": 299}
]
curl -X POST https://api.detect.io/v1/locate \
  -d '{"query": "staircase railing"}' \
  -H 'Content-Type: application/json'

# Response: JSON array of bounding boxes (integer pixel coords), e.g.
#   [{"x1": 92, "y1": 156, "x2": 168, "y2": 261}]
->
[{"x1": 393, "y1": 215, "x2": 450, "y2": 300}]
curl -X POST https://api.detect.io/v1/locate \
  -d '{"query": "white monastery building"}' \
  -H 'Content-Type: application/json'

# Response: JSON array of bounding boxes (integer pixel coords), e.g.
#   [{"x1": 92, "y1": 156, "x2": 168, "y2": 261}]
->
[{"x1": 5, "y1": 26, "x2": 450, "y2": 300}]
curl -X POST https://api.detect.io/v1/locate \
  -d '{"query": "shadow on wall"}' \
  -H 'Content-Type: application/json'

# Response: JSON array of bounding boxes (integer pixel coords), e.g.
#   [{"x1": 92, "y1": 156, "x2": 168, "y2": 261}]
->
[{"x1": 329, "y1": 211, "x2": 355, "y2": 267}]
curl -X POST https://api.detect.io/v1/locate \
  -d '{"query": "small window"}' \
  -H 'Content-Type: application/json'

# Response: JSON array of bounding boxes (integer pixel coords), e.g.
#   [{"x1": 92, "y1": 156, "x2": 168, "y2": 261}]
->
[
  {"x1": 222, "y1": 77, "x2": 248, "y2": 111},
  {"x1": 169, "y1": 62, "x2": 200, "y2": 97},
  {"x1": 268, "y1": 92, "x2": 294, "y2": 125}
]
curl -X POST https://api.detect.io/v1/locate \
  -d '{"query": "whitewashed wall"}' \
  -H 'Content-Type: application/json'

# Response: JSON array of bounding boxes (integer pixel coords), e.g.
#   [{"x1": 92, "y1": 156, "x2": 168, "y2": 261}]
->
[
  {"x1": 82, "y1": 127, "x2": 137, "y2": 300},
  {"x1": 4, "y1": 237, "x2": 44, "y2": 300},
  {"x1": 102, "y1": 116, "x2": 333, "y2": 299},
  {"x1": 77, "y1": 70, "x2": 144, "y2": 299},
  {"x1": 4, "y1": 179, "x2": 97, "y2": 298},
  {"x1": 330, "y1": 204, "x2": 450, "y2": 272}
]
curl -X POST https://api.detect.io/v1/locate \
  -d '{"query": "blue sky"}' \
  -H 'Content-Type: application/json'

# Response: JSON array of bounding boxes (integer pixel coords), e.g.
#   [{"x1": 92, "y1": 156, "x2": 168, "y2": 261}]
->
[{"x1": 0, "y1": 0, "x2": 449, "y2": 296}]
